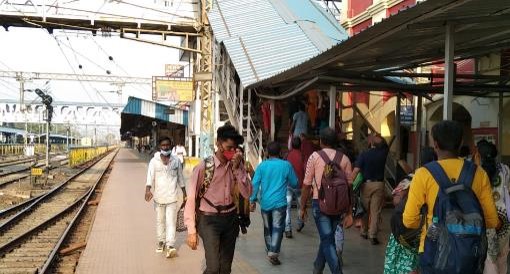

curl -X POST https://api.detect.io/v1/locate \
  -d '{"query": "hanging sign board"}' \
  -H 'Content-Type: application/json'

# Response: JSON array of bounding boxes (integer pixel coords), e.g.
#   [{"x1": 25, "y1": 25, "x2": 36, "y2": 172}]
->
[{"x1": 400, "y1": 105, "x2": 415, "y2": 125}]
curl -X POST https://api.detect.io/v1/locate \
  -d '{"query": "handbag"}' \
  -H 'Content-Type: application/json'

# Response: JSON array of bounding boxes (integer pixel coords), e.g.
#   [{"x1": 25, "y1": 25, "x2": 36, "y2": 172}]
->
[
  {"x1": 352, "y1": 173, "x2": 364, "y2": 192},
  {"x1": 176, "y1": 202, "x2": 187, "y2": 232},
  {"x1": 352, "y1": 190, "x2": 365, "y2": 218}
]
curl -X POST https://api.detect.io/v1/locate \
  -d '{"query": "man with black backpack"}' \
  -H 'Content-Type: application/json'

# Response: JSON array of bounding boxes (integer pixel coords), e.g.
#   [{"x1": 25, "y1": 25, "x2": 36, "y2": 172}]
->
[
  {"x1": 300, "y1": 127, "x2": 352, "y2": 274},
  {"x1": 403, "y1": 120, "x2": 500, "y2": 274}
]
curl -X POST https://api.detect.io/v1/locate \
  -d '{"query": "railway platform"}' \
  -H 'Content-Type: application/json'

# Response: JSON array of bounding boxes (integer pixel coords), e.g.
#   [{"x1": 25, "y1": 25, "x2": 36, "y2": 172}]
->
[{"x1": 76, "y1": 148, "x2": 390, "y2": 274}]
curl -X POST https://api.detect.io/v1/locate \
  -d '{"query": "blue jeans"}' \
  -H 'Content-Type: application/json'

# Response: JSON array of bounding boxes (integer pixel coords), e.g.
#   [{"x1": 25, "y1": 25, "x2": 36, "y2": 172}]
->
[
  {"x1": 261, "y1": 206, "x2": 287, "y2": 256},
  {"x1": 335, "y1": 224, "x2": 344, "y2": 255},
  {"x1": 312, "y1": 200, "x2": 343, "y2": 274},
  {"x1": 285, "y1": 188, "x2": 303, "y2": 232}
]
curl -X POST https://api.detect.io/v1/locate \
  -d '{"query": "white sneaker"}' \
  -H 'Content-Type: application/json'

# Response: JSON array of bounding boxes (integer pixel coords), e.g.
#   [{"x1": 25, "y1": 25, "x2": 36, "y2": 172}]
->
[
  {"x1": 156, "y1": 242, "x2": 164, "y2": 253},
  {"x1": 165, "y1": 246, "x2": 177, "y2": 258}
]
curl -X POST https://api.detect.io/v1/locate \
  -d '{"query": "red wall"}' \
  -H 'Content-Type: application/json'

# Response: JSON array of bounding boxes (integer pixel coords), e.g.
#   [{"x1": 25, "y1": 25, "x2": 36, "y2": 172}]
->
[
  {"x1": 387, "y1": 0, "x2": 416, "y2": 16},
  {"x1": 352, "y1": 18, "x2": 373, "y2": 35},
  {"x1": 346, "y1": 92, "x2": 369, "y2": 106},
  {"x1": 348, "y1": 0, "x2": 373, "y2": 18}
]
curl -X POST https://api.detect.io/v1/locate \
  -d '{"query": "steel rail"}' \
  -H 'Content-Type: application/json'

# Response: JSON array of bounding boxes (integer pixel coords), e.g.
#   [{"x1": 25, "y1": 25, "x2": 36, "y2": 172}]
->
[
  {"x1": 0, "y1": 154, "x2": 105, "y2": 227},
  {"x1": 0, "y1": 157, "x2": 69, "y2": 189},
  {"x1": 0, "y1": 149, "x2": 117, "y2": 272},
  {"x1": 39, "y1": 149, "x2": 119, "y2": 273}
]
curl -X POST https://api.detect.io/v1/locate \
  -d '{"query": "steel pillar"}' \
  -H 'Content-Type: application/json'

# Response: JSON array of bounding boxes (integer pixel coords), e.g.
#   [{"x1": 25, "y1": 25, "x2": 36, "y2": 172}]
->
[
  {"x1": 443, "y1": 24, "x2": 455, "y2": 120},
  {"x1": 329, "y1": 86, "x2": 336, "y2": 128},
  {"x1": 199, "y1": 0, "x2": 214, "y2": 157},
  {"x1": 270, "y1": 100, "x2": 275, "y2": 142},
  {"x1": 416, "y1": 95, "x2": 423, "y2": 167},
  {"x1": 498, "y1": 91, "x2": 504, "y2": 162}
]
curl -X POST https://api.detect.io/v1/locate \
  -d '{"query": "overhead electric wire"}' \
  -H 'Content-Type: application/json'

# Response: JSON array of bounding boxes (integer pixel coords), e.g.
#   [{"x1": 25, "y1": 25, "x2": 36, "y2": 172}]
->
[
  {"x1": 61, "y1": 34, "x2": 118, "y2": 108},
  {"x1": 52, "y1": 34, "x2": 96, "y2": 103},
  {"x1": 11, "y1": 3, "x2": 195, "y2": 25},
  {"x1": 0, "y1": 77, "x2": 19, "y2": 90},
  {"x1": 0, "y1": 81, "x2": 17, "y2": 97},
  {"x1": 0, "y1": 60, "x2": 14, "y2": 71},
  {"x1": 57, "y1": 38, "x2": 110, "y2": 72},
  {"x1": 113, "y1": 0, "x2": 195, "y2": 20}
]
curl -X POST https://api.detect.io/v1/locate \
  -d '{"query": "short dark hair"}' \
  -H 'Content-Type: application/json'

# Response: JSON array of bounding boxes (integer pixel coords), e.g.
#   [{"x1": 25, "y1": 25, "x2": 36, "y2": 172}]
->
[
  {"x1": 298, "y1": 103, "x2": 305, "y2": 111},
  {"x1": 266, "y1": 141, "x2": 281, "y2": 157},
  {"x1": 291, "y1": 137, "x2": 301, "y2": 149},
  {"x1": 459, "y1": 145, "x2": 471, "y2": 158},
  {"x1": 320, "y1": 127, "x2": 337, "y2": 147},
  {"x1": 431, "y1": 121, "x2": 463, "y2": 154},
  {"x1": 217, "y1": 124, "x2": 244, "y2": 145},
  {"x1": 159, "y1": 137, "x2": 171, "y2": 144},
  {"x1": 420, "y1": 147, "x2": 437, "y2": 166}
]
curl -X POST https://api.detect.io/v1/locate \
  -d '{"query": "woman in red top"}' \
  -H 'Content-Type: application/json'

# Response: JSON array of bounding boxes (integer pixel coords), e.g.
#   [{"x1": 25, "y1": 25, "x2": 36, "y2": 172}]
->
[{"x1": 285, "y1": 136, "x2": 306, "y2": 238}]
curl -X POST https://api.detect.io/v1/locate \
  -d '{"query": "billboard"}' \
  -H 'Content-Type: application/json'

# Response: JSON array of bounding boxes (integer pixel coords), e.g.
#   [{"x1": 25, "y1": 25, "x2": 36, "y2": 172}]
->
[
  {"x1": 153, "y1": 77, "x2": 193, "y2": 102},
  {"x1": 165, "y1": 64, "x2": 185, "y2": 77}
]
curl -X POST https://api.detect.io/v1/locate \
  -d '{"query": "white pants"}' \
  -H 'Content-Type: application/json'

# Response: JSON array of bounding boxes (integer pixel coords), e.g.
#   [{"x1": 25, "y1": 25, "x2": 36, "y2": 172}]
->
[
  {"x1": 155, "y1": 202, "x2": 177, "y2": 247},
  {"x1": 484, "y1": 235, "x2": 510, "y2": 274}
]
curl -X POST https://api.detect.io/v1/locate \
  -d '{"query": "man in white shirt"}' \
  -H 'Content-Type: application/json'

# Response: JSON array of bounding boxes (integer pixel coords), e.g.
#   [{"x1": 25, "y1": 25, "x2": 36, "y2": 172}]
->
[
  {"x1": 145, "y1": 137, "x2": 186, "y2": 258},
  {"x1": 171, "y1": 143, "x2": 187, "y2": 166}
]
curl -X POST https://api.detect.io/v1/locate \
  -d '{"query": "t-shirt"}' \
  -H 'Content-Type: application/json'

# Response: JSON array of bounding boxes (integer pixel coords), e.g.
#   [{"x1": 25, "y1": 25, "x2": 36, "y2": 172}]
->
[
  {"x1": 286, "y1": 149, "x2": 304, "y2": 188},
  {"x1": 292, "y1": 111, "x2": 308, "y2": 137},
  {"x1": 402, "y1": 158, "x2": 499, "y2": 253},
  {"x1": 355, "y1": 146, "x2": 388, "y2": 181},
  {"x1": 250, "y1": 158, "x2": 298, "y2": 211},
  {"x1": 303, "y1": 148, "x2": 353, "y2": 199}
]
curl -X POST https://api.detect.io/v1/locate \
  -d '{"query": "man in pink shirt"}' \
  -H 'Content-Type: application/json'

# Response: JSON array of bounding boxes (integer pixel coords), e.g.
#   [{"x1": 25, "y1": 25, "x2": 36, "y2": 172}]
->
[
  {"x1": 300, "y1": 127, "x2": 352, "y2": 274},
  {"x1": 184, "y1": 124, "x2": 252, "y2": 274}
]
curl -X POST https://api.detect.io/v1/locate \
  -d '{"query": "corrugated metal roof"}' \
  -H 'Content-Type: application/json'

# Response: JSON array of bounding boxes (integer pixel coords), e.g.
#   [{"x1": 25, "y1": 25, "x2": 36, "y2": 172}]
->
[
  {"x1": 247, "y1": 0, "x2": 510, "y2": 95},
  {"x1": 209, "y1": 0, "x2": 347, "y2": 86},
  {"x1": 122, "y1": 97, "x2": 188, "y2": 126},
  {"x1": 0, "y1": 127, "x2": 26, "y2": 135}
]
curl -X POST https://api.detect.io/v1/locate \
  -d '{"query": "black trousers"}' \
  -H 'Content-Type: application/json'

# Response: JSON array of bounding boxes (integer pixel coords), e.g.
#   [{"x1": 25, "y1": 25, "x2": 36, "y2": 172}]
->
[{"x1": 198, "y1": 213, "x2": 240, "y2": 274}]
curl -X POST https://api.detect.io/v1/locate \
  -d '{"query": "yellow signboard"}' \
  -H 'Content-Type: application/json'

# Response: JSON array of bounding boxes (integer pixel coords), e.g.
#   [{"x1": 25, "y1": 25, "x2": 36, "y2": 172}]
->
[
  {"x1": 154, "y1": 79, "x2": 193, "y2": 102},
  {"x1": 31, "y1": 168, "x2": 43, "y2": 176}
]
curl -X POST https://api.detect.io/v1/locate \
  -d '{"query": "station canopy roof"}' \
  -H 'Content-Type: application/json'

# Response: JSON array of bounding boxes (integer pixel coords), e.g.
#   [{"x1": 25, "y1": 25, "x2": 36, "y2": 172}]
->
[
  {"x1": 208, "y1": 0, "x2": 348, "y2": 87},
  {"x1": 247, "y1": 0, "x2": 510, "y2": 97},
  {"x1": 120, "y1": 97, "x2": 188, "y2": 137},
  {"x1": 0, "y1": 126, "x2": 26, "y2": 136}
]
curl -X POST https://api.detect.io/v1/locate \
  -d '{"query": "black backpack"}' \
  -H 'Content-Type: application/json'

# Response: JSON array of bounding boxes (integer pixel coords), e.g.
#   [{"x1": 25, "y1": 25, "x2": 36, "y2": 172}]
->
[{"x1": 390, "y1": 178, "x2": 427, "y2": 249}]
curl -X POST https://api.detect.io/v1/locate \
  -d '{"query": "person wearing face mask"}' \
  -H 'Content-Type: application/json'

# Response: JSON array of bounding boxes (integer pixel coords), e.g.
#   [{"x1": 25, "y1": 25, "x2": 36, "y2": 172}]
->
[
  {"x1": 184, "y1": 124, "x2": 252, "y2": 274},
  {"x1": 145, "y1": 137, "x2": 186, "y2": 258}
]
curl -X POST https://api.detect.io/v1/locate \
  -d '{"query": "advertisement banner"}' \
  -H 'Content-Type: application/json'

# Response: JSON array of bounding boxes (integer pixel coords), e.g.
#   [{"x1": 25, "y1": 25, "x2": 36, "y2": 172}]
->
[
  {"x1": 165, "y1": 64, "x2": 185, "y2": 77},
  {"x1": 153, "y1": 78, "x2": 193, "y2": 102}
]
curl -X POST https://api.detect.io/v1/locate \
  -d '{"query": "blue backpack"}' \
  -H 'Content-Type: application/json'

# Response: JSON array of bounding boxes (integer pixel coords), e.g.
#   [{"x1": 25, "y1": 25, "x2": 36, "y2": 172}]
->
[{"x1": 421, "y1": 160, "x2": 487, "y2": 274}]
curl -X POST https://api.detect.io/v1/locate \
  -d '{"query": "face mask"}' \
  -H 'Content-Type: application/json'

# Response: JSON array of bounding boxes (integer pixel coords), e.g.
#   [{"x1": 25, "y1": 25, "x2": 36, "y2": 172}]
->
[
  {"x1": 223, "y1": 150, "x2": 236, "y2": 161},
  {"x1": 160, "y1": 149, "x2": 171, "y2": 157}
]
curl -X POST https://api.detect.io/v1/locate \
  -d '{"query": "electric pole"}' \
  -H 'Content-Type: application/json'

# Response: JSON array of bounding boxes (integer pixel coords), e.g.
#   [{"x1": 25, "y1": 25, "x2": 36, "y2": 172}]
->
[{"x1": 35, "y1": 89, "x2": 53, "y2": 169}]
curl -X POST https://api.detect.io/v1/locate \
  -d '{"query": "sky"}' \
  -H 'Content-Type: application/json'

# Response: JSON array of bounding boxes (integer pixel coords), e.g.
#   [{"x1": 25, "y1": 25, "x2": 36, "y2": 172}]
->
[{"x1": 0, "y1": 0, "x2": 195, "y2": 106}]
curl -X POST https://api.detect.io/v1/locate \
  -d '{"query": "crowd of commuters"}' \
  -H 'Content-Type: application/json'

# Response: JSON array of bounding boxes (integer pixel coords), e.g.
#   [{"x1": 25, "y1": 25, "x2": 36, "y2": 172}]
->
[{"x1": 144, "y1": 116, "x2": 509, "y2": 274}]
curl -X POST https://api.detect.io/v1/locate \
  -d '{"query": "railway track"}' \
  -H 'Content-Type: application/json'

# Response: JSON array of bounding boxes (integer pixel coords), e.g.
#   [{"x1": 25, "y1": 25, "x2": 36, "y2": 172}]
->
[
  {"x1": 0, "y1": 149, "x2": 117, "y2": 274},
  {"x1": 0, "y1": 157, "x2": 36, "y2": 169},
  {"x1": 0, "y1": 156, "x2": 69, "y2": 189}
]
